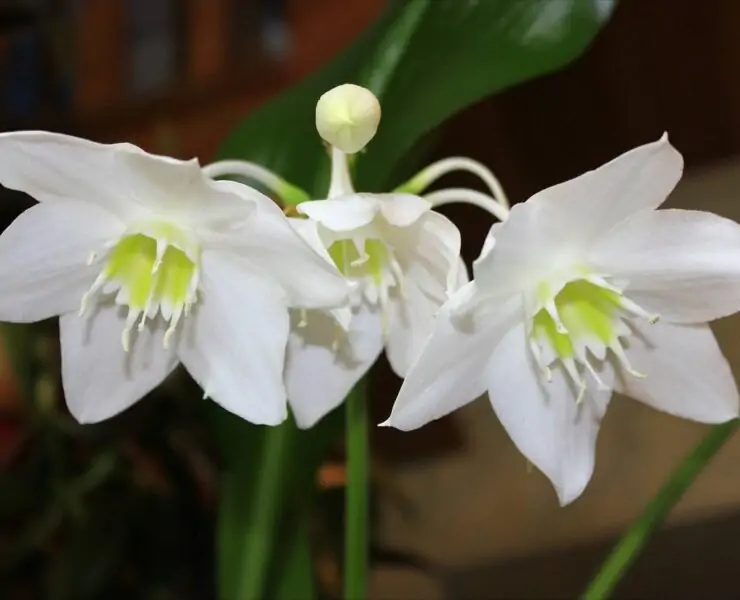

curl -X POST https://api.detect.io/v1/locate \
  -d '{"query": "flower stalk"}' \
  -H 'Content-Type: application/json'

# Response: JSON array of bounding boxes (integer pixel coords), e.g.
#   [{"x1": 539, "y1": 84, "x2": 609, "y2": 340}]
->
[{"x1": 344, "y1": 380, "x2": 370, "y2": 599}]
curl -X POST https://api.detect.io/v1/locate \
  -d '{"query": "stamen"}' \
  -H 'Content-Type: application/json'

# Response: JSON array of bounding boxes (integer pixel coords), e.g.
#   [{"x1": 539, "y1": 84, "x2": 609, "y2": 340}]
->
[
  {"x1": 331, "y1": 324, "x2": 342, "y2": 352},
  {"x1": 611, "y1": 341, "x2": 647, "y2": 379},
  {"x1": 350, "y1": 237, "x2": 369, "y2": 266},
  {"x1": 297, "y1": 309, "x2": 308, "y2": 328},
  {"x1": 581, "y1": 354, "x2": 610, "y2": 390},
  {"x1": 544, "y1": 299, "x2": 568, "y2": 334},
  {"x1": 79, "y1": 271, "x2": 109, "y2": 316},
  {"x1": 618, "y1": 296, "x2": 660, "y2": 324},
  {"x1": 563, "y1": 359, "x2": 589, "y2": 405},
  {"x1": 121, "y1": 308, "x2": 141, "y2": 352},
  {"x1": 528, "y1": 338, "x2": 552, "y2": 381},
  {"x1": 584, "y1": 275, "x2": 623, "y2": 295},
  {"x1": 163, "y1": 307, "x2": 183, "y2": 349},
  {"x1": 152, "y1": 239, "x2": 167, "y2": 273}
]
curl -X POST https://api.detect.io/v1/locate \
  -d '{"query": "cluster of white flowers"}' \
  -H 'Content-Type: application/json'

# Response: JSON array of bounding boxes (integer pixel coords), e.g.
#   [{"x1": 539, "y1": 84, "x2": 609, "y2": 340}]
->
[{"x1": 2, "y1": 83, "x2": 740, "y2": 504}]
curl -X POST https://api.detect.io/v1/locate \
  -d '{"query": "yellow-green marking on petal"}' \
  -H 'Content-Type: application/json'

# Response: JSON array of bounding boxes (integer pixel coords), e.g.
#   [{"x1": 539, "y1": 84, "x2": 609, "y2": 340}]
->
[
  {"x1": 532, "y1": 280, "x2": 621, "y2": 359},
  {"x1": 80, "y1": 226, "x2": 200, "y2": 351},
  {"x1": 529, "y1": 276, "x2": 657, "y2": 399}
]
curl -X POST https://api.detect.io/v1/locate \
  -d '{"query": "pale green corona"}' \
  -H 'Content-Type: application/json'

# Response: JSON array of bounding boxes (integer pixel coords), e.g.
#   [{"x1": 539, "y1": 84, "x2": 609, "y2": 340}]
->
[
  {"x1": 328, "y1": 238, "x2": 388, "y2": 286},
  {"x1": 532, "y1": 280, "x2": 622, "y2": 360},
  {"x1": 80, "y1": 227, "x2": 200, "y2": 351},
  {"x1": 529, "y1": 277, "x2": 656, "y2": 402}
]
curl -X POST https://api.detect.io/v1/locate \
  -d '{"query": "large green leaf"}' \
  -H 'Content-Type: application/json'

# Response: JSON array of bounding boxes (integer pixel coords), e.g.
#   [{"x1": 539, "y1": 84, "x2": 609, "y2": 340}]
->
[
  {"x1": 217, "y1": 0, "x2": 613, "y2": 193},
  {"x1": 211, "y1": 1, "x2": 615, "y2": 598}
]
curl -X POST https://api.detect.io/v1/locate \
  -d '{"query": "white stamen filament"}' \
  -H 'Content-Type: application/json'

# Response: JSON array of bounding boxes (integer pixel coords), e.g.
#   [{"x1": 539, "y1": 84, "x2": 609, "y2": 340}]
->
[
  {"x1": 610, "y1": 341, "x2": 647, "y2": 379},
  {"x1": 528, "y1": 338, "x2": 552, "y2": 381},
  {"x1": 350, "y1": 237, "x2": 369, "y2": 266},
  {"x1": 618, "y1": 296, "x2": 660, "y2": 323},
  {"x1": 417, "y1": 157, "x2": 511, "y2": 209},
  {"x1": 425, "y1": 188, "x2": 510, "y2": 222},
  {"x1": 544, "y1": 299, "x2": 568, "y2": 334}
]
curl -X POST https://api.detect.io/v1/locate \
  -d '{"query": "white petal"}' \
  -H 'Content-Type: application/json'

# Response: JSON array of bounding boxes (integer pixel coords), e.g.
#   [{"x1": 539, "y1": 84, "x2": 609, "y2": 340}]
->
[
  {"x1": 391, "y1": 211, "x2": 461, "y2": 302},
  {"x1": 60, "y1": 305, "x2": 178, "y2": 423},
  {"x1": 590, "y1": 209, "x2": 740, "y2": 323},
  {"x1": 486, "y1": 322, "x2": 611, "y2": 505},
  {"x1": 0, "y1": 131, "x2": 256, "y2": 225},
  {"x1": 386, "y1": 279, "x2": 443, "y2": 378},
  {"x1": 205, "y1": 184, "x2": 350, "y2": 310},
  {"x1": 0, "y1": 131, "x2": 145, "y2": 216},
  {"x1": 374, "y1": 193, "x2": 431, "y2": 227},
  {"x1": 616, "y1": 321, "x2": 739, "y2": 423},
  {"x1": 286, "y1": 304, "x2": 383, "y2": 429},
  {"x1": 297, "y1": 195, "x2": 378, "y2": 231},
  {"x1": 123, "y1": 157, "x2": 259, "y2": 227},
  {"x1": 382, "y1": 290, "x2": 520, "y2": 431},
  {"x1": 475, "y1": 136, "x2": 683, "y2": 294},
  {"x1": 177, "y1": 251, "x2": 289, "y2": 425},
  {"x1": 0, "y1": 200, "x2": 125, "y2": 322},
  {"x1": 471, "y1": 222, "x2": 502, "y2": 283},
  {"x1": 288, "y1": 217, "x2": 352, "y2": 328}
]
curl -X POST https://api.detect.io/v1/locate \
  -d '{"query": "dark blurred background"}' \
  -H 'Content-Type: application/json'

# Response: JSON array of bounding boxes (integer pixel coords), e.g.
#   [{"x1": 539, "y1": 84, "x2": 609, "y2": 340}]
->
[{"x1": 3, "y1": 1, "x2": 740, "y2": 598}]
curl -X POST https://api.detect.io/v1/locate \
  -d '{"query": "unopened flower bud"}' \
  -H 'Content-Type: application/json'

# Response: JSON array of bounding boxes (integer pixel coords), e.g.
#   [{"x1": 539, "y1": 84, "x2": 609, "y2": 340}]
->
[{"x1": 315, "y1": 84, "x2": 381, "y2": 154}]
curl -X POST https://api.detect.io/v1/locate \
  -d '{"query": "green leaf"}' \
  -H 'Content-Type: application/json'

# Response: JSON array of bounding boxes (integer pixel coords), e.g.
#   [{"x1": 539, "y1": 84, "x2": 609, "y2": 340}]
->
[
  {"x1": 211, "y1": 0, "x2": 614, "y2": 597},
  {"x1": 216, "y1": 0, "x2": 613, "y2": 194}
]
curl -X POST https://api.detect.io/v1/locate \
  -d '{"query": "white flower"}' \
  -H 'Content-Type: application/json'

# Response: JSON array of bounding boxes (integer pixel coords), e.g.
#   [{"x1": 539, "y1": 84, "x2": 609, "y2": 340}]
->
[
  {"x1": 0, "y1": 131, "x2": 349, "y2": 425},
  {"x1": 287, "y1": 183, "x2": 464, "y2": 428},
  {"x1": 383, "y1": 135, "x2": 740, "y2": 505},
  {"x1": 203, "y1": 84, "x2": 509, "y2": 429}
]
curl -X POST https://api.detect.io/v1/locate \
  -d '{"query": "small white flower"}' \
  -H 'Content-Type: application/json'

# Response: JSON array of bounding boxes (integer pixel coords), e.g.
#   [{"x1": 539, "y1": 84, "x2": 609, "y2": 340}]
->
[
  {"x1": 384, "y1": 135, "x2": 740, "y2": 505},
  {"x1": 0, "y1": 131, "x2": 349, "y2": 425},
  {"x1": 204, "y1": 85, "x2": 509, "y2": 429}
]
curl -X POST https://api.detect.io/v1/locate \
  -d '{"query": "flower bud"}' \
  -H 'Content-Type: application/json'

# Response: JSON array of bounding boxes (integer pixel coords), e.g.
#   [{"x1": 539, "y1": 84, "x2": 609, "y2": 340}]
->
[{"x1": 315, "y1": 84, "x2": 381, "y2": 154}]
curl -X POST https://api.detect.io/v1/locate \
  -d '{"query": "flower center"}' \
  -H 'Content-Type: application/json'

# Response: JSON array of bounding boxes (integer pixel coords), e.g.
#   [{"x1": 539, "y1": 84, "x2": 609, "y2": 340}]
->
[
  {"x1": 327, "y1": 238, "x2": 403, "y2": 307},
  {"x1": 528, "y1": 277, "x2": 658, "y2": 401},
  {"x1": 80, "y1": 225, "x2": 200, "y2": 351}
]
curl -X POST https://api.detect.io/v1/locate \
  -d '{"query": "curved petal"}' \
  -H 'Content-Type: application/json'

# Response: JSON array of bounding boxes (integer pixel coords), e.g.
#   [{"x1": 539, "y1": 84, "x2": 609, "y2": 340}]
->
[
  {"x1": 297, "y1": 195, "x2": 378, "y2": 231},
  {"x1": 177, "y1": 251, "x2": 290, "y2": 425},
  {"x1": 286, "y1": 305, "x2": 383, "y2": 429},
  {"x1": 60, "y1": 305, "x2": 178, "y2": 423},
  {"x1": 486, "y1": 322, "x2": 612, "y2": 505},
  {"x1": 391, "y1": 211, "x2": 461, "y2": 302},
  {"x1": 477, "y1": 136, "x2": 683, "y2": 295},
  {"x1": 0, "y1": 131, "x2": 146, "y2": 216},
  {"x1": 382, "y1": 290, "x2": 520, "y2": 431},
  {"x1": 385, "y1": 278, "x2": 444, "y2": 378},
  {"x1": 205, "y1": 184, "x2": 350, "y2": 310},
  {"x1": 616, "y1": 321, "x2": 738, "y2": 423},
  {"x1": 590, "y1": 209, "x2": 740, "y2": 323},
  {"x1": 0, "y1": 131, "x2": 258, "y2": 225},
  {"x1": 374, "y1": 193, "x2": 431, "y2": 227},
  {"x1": 0, "y1": 200, "x2": 125, "y2": 322}
]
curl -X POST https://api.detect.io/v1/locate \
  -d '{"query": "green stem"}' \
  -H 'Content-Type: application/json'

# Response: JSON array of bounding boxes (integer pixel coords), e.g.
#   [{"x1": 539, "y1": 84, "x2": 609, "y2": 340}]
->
[
  {"x1": 344, "y1": 380, "x2": 369, "y2": 600},
  {"x1": 236, "y1": 423, "x2": 292, "y2": 600},
  {"x1": 581, "y1": 419, "x2": 739, "y2": 600}
]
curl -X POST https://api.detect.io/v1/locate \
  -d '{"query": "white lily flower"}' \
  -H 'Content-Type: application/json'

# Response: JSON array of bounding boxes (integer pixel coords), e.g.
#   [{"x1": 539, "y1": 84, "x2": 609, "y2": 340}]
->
[
  {"x1": 0, "y1": 131, "x2": 349, "y2": 425},
  {"x1": 206, "y1": 84, "x2": 511, "y2": 428},
  {"x1": 383, "y1": 135, "x2": 740, "y2": 505}
]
